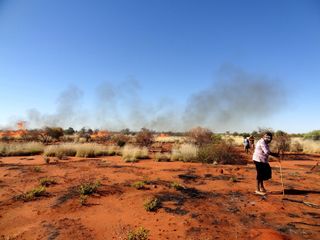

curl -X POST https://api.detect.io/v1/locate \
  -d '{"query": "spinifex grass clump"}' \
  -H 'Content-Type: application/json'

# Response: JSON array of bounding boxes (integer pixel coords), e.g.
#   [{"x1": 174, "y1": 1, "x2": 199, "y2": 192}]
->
[
  {"x1": 171, "y1": 144, "x2": 198, "y2": 162},
  {"x1": 39, "y1": 177, "x2": 57, "y2": 187},
  {"x1": 154, "y1": 152, "x2": 171, "y2": 162},
  {"x1": 131, "y1": 181, "x2": 147, "y2": 190},
  {"x1": 33, "y1": 166, "x2": 41, "y2": 172},
  {"x1": 0, "y1": 142, "x2": 44, "y2": 156},
  {"x1": 44, "y1": 143, "x2": 119, "y2": 159},
  {"x1": 79, "y1": 180, "x2": 101, "y2": 195},
  {"x1": 170, "y1": 182, "x2": 185, "y2": 190},
  {"x1": 17, "y1": 186, "x2": 47, "y2": 201},
  {"x1": 44, "y1": 144, "x2": 77, "y2": 158},
  {"x1": 127, "y1": 227, "x2": 150, "y2": 240},
  {"x1": 121, "y1": 145, "x2": 149, "y2": 162},
  {"x1": 229, "y1": 176, "x2": 239, "y2": 182},
  {"x1": 144, "y1": 197, "x2": 161, "y2": 212}
]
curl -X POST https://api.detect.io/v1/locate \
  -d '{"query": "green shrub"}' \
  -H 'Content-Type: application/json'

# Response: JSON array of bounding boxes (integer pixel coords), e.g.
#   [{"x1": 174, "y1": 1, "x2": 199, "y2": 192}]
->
[
  {"x1": 170, "y1": 182, "x2": 185, "y2": 190},
  {"x1": 79, "y1": 195, "x2": 88, "y2": 206},
  {"x1": 127, "y1": 227, "x2": 149, "y2": 240},
  {"x1": 79, "y1": 181, "x2": 101, "y2": 195},
  {"x1": 304, "y1": 130, "x2": 320, "y2": 141},
  {"x1": 131, "y1": 181, "x2": 147, "y2": 190},
  {"x1": 39, "y1": 177, "x2": 57, "y2": 187},
  {"x1": 144, "y1": 197, "x2": 160, "y2": 212},
  {"x1": 17, "y1": 186, "x2": 47, "y2": 201}
]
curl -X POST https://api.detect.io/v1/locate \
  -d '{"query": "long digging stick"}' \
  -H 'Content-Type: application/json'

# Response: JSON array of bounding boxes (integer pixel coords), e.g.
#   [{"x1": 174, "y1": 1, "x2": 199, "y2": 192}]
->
[{"x1": 279, "y1": 160, "x2": 285, "y2": 198}]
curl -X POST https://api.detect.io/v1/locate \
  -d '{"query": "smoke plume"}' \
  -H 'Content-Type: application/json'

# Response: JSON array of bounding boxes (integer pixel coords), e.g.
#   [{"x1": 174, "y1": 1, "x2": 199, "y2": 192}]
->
[{"x1": 17, "y1": 65, "x2": 286, "y2": 132}]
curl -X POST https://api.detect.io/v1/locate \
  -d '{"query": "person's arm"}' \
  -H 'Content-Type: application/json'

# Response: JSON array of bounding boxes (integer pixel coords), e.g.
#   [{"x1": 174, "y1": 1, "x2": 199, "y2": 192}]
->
[{"x1": 260, "y1": 140, "x2": 271, "y2": 155}]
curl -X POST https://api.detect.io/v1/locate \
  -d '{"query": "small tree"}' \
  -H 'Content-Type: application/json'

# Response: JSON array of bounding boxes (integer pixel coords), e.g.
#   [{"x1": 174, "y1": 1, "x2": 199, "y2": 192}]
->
[
  {"x1": 44, "y1": 127, "x2": 64, "y2": 141},
  {"x1": 188, "y1": 127, "x2": 213, "y2": 146},
  {"x1": 136, "y1": 128, "x2": 154, "y2": 147},
  {"x1": 64, "y1": 127, "x2": 75, "y2": 135},
  {"x1": 273, "y1": 130, "x2": 291, "y2": 158}
]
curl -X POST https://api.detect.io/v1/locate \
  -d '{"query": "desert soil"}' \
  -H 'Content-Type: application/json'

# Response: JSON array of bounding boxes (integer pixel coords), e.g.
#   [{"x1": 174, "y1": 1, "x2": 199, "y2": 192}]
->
[{"x1": 0, "y1": 149, "x2": 319, "y2": 240}]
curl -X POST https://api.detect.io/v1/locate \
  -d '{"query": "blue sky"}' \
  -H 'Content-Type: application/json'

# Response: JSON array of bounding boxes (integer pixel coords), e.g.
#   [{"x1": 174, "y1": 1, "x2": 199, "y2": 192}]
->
[{"x1": 0, "y1": 0, "x2": 319, "y2": 133}]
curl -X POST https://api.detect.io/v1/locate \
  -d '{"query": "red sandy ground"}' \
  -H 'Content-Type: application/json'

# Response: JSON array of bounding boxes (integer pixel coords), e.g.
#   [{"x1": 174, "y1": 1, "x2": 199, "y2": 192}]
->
[{"x1": 0, "y1": 149, "x2": 319, "y2": 239}]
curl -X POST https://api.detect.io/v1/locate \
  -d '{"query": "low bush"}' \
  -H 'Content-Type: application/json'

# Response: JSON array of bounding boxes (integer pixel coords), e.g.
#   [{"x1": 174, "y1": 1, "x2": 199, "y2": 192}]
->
[
  {"x1": 170, "y1": 182, "x2": 185, "y2": 190},
  {"x1": 17, "y1": 186, "x2": 47, "y2": 201},
  {"x1": 144, "y1": 197, "x2": 161, "y2": 212},
  {"x1": 197, "y1": 142, "x2": 245, "y2": 165},
  {"x1": 127, "y1": 227, "x2": 150, "y2": 240},
  {"x1": 39, "y1": 177, "x2": 57, "y2": 187},
  {"x1": 131, "y1": 181, "x2": 147, "y2": 190},
  {"x1": 79, "y1": 180, "x2": 101, "y2": 195}
]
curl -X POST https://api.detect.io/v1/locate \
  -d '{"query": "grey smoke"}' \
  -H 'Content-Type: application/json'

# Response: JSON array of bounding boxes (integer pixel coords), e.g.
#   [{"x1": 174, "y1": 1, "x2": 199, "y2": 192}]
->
[
  {"x1": 21, "y1": 65, "x2": 286, "y2": 132},
  {"x1": 27, "y1": 85, "x2": 86, "y2": 128},
  {"x1": 183, "y1": 65, "x2": 286, "y2": 131}
]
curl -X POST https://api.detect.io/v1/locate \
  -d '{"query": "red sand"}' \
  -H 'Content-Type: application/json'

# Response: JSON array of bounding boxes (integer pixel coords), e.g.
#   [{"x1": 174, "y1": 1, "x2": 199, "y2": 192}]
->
[{"x1": 0, "y1": 151, "x2": 319, "y2": 239}]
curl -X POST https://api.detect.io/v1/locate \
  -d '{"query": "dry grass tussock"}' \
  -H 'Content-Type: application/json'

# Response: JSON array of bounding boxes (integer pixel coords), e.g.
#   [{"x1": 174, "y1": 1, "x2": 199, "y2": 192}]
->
[
  {"x1": 171, "y1": 143, "x2": 198, "y2": 162},
  {"x1": 121, "y1": 145, "x2": 149, "y2": 162},
  {"x1": 44, "y1": 143, "x2": 119, "y2": 158},
  {"x1": 0, "y1": 142, "x2": 44, "y2": 156},
  {"x1": 290, "y1": 138, "x2": 320, "y2": 153},
  {"x1": 224, "y1": 136, "x2": 244, "y2": 146},
  {"x1": 154, "y1": 136, "x2": 186, "y2": 143}
]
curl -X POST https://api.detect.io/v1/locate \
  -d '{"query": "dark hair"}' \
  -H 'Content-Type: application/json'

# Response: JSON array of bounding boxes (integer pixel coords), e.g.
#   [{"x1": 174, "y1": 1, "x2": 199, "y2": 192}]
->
[{"x1": 264, "y1": 131, "x2": 273, "y2": 137}]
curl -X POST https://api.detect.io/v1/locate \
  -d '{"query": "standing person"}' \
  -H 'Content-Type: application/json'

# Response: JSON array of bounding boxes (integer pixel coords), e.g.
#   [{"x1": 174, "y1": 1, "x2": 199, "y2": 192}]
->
[
  {"x1": 243, "y1": 136, "x2": 250, "y2": 153},
  {"x1": 249, "y1": 135, "x2": 255, "y2": 150},
  {"x1": 252, "y1": 132, "x2": 279, "y2": 195}
]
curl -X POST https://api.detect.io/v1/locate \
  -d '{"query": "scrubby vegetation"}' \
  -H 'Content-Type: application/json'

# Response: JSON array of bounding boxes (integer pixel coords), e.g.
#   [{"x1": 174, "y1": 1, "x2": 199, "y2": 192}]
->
[
  {"x1": 304, "y1": 130, "x2": 320, "y2": 141},
  {"x1": 197, "y1": 141, "x2": 245, "y2": 164},
  {"x1": 39, "y1": 177, "x2": 57, "y2": 187},
  {"x1": 170, "y1": 182, "x2": 185, "y2": 190},
  {"x1": 135, "y1": 128, "x2": 154, "y2": 147},
  {"x1": 16, "y1": 186, "x2": 47, "y2": 201},
  {"x1": 154, "y1": 152, "x2": 171, "y2": 162},
  {"x1": 127, "y1": 227, "x2": 149, "y2": 240},
  {"x1": 79, "y1": 180, "x2": 101, "y2": 195},
  {"x1": 144, "y1": 197, "x2": 161, "y2": 212},
  {"x1": 188, "y1": 127, "x2": 213, "y2": 146},
  {"x1": 43, "y1": 143, "x2": 119, "y2": 158},
  {"x1": 171, "y1": 143, "x2": 198, "y2": 162},
  {"x1": 0, "y1": 142, "x2": 44, "y2": 156},
  {"x1": 121, "y1": 145, "x2": 149, "y2": 162},
  {"x1": 131, "y1": 181, "x2": 147, "y2": 190}
]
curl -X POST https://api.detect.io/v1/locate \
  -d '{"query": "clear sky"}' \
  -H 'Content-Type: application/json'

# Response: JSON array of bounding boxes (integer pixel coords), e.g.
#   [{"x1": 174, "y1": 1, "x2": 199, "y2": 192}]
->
[{"x1": 0, "y1": 0, "x2": 319, "y2": 133}]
